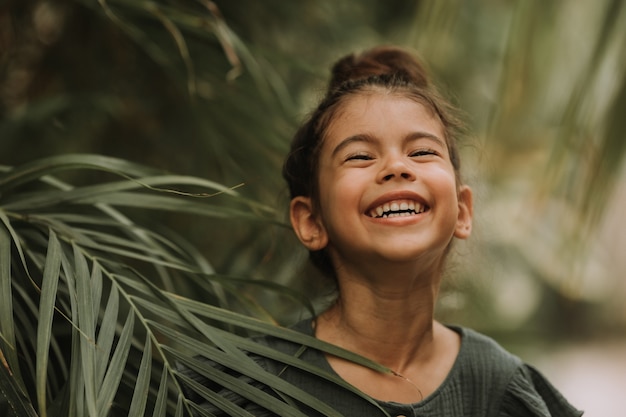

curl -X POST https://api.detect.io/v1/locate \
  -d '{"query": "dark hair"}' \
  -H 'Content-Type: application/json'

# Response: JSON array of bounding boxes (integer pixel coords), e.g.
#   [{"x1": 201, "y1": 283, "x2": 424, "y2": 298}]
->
[{"x1": 282, "y1": 46, "x2": 466, "y2": 279}]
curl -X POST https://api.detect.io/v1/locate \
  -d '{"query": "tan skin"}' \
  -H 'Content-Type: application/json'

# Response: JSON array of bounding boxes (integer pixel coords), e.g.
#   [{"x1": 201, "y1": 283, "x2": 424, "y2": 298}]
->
[{"x1": 290, "y1": 91, "x2": 473, "y2": 403}]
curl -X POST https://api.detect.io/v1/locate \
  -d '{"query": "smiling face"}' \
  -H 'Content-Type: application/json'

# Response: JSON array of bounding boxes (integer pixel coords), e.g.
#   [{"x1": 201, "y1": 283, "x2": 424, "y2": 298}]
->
[{"x1": 290, "y1": 90, "x2": 473, "y2": 278}]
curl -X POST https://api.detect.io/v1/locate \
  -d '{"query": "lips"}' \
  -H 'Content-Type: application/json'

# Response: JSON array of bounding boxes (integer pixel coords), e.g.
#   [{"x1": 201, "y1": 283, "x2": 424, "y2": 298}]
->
[{"x1": 367, "y1": 199, "x2": 428, "y2": 218}]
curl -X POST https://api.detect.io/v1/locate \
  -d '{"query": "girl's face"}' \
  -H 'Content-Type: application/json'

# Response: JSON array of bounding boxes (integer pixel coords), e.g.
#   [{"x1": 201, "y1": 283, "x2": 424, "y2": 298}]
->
[{"x1": 290, "y1": 92, "x2": 473, "y2": 276}]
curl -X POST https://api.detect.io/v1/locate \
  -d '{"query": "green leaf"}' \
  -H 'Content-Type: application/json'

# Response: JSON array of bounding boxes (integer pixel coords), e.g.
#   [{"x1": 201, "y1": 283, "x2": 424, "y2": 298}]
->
[
  {"x1": 0, "y1": 210, "x2": 31, "y2": 296},
  {"x1": 90, "y1": 263, "x2": 103, "y2": 323},
  {"x1": 97, "y1": 309, "x2": 135, "y2": 413},
  {"x1": 73, "y1": 244, "x2": 98, "y2": 417},
  {"x1": 176, "y1": 372, "x2": 257, "y2": 417},
  {"x1": 95, "y1": 285, "x2": 120, "y2": 386},
  {"x1": 175, "y1": 394, "x2": 184, "y2": 417},
  {"x1": 0, "y1": 154, "x2": 161, "y2": 192},
  {"x1": 168, "y1": 295, "x2": 387, "y2": 372},
  {"x1": 128, "y1": 271, "x2": 260, "y2": 370},
  {"x1": 35, "y1": 230, "x2": 63, "y2": 417},
  {"x1": 0, "y1": 212, "x2": 26, "y2": 394},
  {"x1": 151, "y1": 364, "x2": 168, "y2": 417},
  {"x1": 77, "y1": 193, "x2": 277, "y2": 223},
  {"x1": 0, "y1": 218, "x2": 16, "y2": 368},
  {"x1": 127, "y1": 336, "x2": 152, "y2": 417},
  {"x1": 58, "y1": 241, "x2": 84, "y2": 416},
  {"x1": 0, "y1": 355, "x2": 39, "y2": 417},
  {"x1": 151, "y1": 320, "x2": 386, "y2": 414}
]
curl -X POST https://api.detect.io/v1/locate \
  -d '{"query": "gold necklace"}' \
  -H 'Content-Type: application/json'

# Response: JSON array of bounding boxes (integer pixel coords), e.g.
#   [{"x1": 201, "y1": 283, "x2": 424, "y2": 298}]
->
[
  {"x1": 313, "y1": 317, "x2": 425, "y2": 402},
  {"x1": 390, "y1": 369, "x2": 424, "y2": 402}
]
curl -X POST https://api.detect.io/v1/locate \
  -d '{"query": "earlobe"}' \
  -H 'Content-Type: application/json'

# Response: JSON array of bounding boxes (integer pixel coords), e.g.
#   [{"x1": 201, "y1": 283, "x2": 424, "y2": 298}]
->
[
  {"x1": 290, "y1": 196, "x2": 328, "y2": 251},
  {"x1": 454, "y1": 185, "x2": 473, "y2": 239}
]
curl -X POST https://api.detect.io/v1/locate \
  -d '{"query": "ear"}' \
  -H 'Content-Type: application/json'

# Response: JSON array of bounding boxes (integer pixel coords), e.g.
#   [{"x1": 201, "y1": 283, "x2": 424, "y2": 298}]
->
[
  {"x1": 289, "y1": 196, "x2": 328, "y2": 251},
  {"x1": 454, "y1": 185, "x2": 473, "y2": 239}
]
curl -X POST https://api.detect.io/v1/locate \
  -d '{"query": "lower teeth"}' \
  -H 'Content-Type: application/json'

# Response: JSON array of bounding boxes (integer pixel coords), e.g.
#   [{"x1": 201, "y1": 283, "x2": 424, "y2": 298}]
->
[{"x1": 382, "y1": 211, "x2": 416, "y2": 218}]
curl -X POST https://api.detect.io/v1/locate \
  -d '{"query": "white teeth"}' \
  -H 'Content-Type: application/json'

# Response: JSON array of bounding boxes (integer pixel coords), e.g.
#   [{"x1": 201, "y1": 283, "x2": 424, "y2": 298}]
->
[{"x1": 369, "y1": 199, "x2": 427, "y2": 218}]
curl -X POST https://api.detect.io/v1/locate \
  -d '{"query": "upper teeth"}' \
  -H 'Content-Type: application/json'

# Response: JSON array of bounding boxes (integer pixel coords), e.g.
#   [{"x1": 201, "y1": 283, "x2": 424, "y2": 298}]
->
[{"x1": 369, "y1": 199, "x2": 426, "y2": 218}]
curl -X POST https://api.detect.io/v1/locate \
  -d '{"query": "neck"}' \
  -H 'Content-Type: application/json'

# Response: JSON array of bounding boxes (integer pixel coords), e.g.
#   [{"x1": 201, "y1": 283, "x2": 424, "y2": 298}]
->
[{"x1": 316, "y1": 263, "x2": 441, "y2": 372}]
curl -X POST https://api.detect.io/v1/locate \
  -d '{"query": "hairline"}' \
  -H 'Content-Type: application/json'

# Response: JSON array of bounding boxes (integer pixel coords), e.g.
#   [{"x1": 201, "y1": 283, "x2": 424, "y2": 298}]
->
[{"x1": 309, "y1": 85, "x2": 461, "y2": 208}]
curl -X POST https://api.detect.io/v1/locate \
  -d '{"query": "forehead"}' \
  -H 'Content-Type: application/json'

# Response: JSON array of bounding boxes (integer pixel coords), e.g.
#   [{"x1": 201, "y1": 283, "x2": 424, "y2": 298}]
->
[{"x1": 323, "y1": 91, "x2": 445, "y2": 144}]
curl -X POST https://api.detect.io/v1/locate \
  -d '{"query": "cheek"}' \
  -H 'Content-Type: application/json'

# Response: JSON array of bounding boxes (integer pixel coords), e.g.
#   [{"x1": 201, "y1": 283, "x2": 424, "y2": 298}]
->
[
  {"x1": 431, "y1": 165, "x2": 458, "y2": 189},
  {"x1": 317, "y1": 175, "x2": 361, "y2": 228}
]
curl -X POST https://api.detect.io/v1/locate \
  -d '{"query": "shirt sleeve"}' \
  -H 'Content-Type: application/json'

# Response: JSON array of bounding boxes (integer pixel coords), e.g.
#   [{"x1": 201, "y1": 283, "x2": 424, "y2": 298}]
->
[{"x1": 498, "y1": 364, "x2": 583, "y2": 417}]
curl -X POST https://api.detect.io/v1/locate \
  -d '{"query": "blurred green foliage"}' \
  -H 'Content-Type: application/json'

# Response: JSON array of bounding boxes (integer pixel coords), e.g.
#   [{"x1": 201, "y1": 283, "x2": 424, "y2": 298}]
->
[
  {"x1": 2, "y1": 0, "x2": 625, "y2": 337},
  {"x1": 1, "y1": 1, "x2": 626, "y2": 415}
]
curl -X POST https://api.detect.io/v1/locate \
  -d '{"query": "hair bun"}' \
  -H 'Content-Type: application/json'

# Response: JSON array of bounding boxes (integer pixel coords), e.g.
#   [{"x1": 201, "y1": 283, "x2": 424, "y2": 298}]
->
[{"x1": 328, "y1": 46, "x2": 430, "y2": 91}]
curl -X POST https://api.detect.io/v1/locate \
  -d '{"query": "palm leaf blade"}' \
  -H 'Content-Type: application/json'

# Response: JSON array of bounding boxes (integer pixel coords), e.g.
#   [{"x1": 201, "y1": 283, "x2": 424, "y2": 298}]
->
[
  {"x1": 72, "y1": 244, "x2": 98, "y2": 417},
  {"x1": 0, "y1": 358, "x2": 39, "y2": 417},
  {"x1": 96, "y1": 309, "x2": 135, "y2": 413},
  {"x1": 95, "y1": 285, "x2": 120, "y2": 386},
  {"x1": 174, "y1": 354, "x2": 315, "y2": 417},
  {"x1": 35, "y1": 230, "x2": 63, "y2": 417},
  {"x1": 127, "y1": 337, "x2": 152, "y2": 417},
  {"x1": 0, "y1": 213, "x2": 27, "y2": 395},
  {"x1": 0, "y1": 154, "x2": 161, "y2": 192},
  {"x1": 151, "y1": 364, "x2": 168, "y2": 417},
  {"x1": 0, "y1": 220, "x2": 17, "y2": 373}
]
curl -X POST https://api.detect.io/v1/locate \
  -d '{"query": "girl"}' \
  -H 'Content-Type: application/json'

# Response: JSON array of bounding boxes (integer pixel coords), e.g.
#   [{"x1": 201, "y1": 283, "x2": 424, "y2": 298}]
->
[{"x1": 188, "y1": 46, "x2": 583, "y2": 417}]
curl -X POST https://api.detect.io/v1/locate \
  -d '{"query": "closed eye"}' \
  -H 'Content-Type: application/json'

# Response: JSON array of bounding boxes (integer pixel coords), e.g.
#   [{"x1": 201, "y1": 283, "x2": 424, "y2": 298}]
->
[
  {"x1": 345, "y1": 153, "x2": 374, "y2": 161},
  {"x1": 410, "y1": 148, "x2": 439, "y2": 157}
]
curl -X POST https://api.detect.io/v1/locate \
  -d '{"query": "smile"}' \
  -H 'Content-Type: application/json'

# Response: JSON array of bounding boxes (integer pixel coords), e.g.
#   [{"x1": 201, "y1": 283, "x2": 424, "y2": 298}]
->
[{"x1": 368, "y1": 199, "x2": 427, "y2": 218}]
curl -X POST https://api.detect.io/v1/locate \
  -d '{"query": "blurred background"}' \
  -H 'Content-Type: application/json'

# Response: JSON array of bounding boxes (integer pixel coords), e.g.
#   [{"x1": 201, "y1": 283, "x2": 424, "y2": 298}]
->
[{"x1": 1, "y1": 1, "x2": 624, "y2": 415}]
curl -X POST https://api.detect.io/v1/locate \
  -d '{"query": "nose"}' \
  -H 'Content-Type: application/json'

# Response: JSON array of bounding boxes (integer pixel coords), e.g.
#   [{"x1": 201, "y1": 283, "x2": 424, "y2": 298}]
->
[{"x1": 377, "y1": 154, "x2": 416, "y2": 183}]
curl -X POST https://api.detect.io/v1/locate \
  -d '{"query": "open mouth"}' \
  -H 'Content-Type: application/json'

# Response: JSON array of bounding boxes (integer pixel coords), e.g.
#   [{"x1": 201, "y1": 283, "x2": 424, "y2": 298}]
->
[{"x1": 367, "y1": 199, "x2": 428, "y2": 218}]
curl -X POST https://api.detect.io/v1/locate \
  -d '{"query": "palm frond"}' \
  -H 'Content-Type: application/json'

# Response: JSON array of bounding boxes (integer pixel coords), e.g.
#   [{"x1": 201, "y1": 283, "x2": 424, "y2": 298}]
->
[{"x1": 0, "y1": 155, "x2": 395, "y2": 416}]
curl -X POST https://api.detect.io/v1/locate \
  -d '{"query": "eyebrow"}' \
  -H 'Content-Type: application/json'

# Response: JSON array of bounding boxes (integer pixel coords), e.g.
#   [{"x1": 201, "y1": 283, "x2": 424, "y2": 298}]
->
[
  {"x1": 331, "y1": 131, "x2": 445, "y2": 157},
  {"x1": 331, "y1": 134, "x2": 374, "y2": 157}
]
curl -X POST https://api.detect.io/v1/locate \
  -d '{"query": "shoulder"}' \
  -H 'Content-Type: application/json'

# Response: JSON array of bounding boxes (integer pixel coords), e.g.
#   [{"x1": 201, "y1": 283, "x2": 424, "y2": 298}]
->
[
  {"x1": 453, "y1": 326, "x2": 523, "y2": 381},
  {"x1": 499, "y1": 364, "x2": 583, "y2": 417},
  {"x1": 453, "y1": 327, "x2": 583, "y2": 417}
]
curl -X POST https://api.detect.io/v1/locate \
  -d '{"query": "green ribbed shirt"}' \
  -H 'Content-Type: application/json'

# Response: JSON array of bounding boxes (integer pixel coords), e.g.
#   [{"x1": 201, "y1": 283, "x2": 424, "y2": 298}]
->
[{"x1": 185, "y1": 319, "x2": 583, "y2": 417}]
